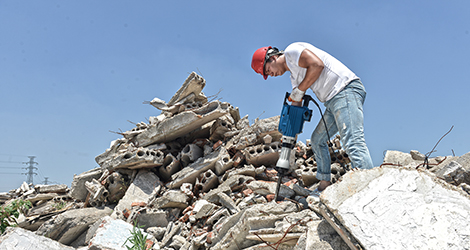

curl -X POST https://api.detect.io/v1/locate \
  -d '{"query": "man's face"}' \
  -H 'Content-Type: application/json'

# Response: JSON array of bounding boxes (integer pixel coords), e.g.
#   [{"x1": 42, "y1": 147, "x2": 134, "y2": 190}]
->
[{"x1": 264, "y1": 55, "x2": 285, "y2": 77}]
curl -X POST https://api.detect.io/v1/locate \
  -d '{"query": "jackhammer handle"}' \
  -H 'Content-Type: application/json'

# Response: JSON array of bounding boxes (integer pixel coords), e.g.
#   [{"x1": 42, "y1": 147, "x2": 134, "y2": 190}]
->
[
  {"x1": 283, "y1": 92, "x2": 314, "y2": 108},
  {"x1": 302, "y1": 94, "x2": 313, "y2": 107},
  {"x1": 283, "y1": 92, "x2": 290, "y2": 105}
]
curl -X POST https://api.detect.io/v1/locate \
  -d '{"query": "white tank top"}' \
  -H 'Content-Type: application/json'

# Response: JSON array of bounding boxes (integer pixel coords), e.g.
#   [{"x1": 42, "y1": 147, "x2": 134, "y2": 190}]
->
[{"x1": 285, "y1": 42, "x2": 359, "y2": 102}]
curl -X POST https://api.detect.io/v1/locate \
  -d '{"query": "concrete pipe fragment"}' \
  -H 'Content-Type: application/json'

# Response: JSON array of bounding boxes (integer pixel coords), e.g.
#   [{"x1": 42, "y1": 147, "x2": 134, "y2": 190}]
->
[
  {"x1": 85, "y1": 179, "x2": 109, "y2": 207},
  {"x1": 180, "y1": 144, "x2": 203, "y2": 167},
  {"x1": 296, "y1": 166, "x2": 319, "y2": 186},
  {"x1": 214, "y1": 151, "x2": 233, "y2": 176},
  {"x1": 305, "y1": 157, "x2": 317, "y2": 167},
  {"x1": 198, "y1": 169, "x2": 219, "y2": 193},
  {"x1": 159, "y1": 154, "x2": 181, "y2": 182},
  {"x1": 185, "y1": 102, "x2": 204, "y2": 111},
  {"x1": 180, "y1": 183, "x2": 193, "y2": 197},
  {"x1": 106, "y1": 172, "x2": 129, "y2": 204},
  {"x1": 210, "y1": 116, "x2": 234, "y2": 142}
]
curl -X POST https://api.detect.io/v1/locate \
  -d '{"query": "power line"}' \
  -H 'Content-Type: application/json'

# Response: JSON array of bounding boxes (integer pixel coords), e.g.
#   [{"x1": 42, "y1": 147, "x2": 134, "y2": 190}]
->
[
  {"x1": 0, "y1": 161, "x2": 23, "y2": 164},
  {"x1": 0, "y1": 153, "x2": 28, "y2": 157}
]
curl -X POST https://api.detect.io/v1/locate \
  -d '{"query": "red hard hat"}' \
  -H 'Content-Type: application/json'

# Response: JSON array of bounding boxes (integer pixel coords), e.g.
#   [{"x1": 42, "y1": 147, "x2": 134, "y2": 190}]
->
[{"x1": 251, "y1": 46, "x2": 272, "y2": 80}]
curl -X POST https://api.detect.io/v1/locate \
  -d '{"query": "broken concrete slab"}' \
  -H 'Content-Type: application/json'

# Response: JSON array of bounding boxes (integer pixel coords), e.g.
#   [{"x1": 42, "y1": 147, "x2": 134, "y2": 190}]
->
[
  {"x1": 246, "y1": 210, "x2": 315, "y2": 246},
  {"x1": 111, "y1": 170, "x2": 160, "y2": 219},
  {"x1": 214, "y1": 151, "x2": 234, "y2": 176},
  {"x1": 244, "y1": 142, "x2": 280, "y2": 167},
  {"x1": 94, "y1": 138, "x2": 129, "y2": 167},
  {"x1": 209, "y1": 201, "x2": 303, "y2": 250},
  {"x1": 36, "y1": 206, "x2": 113, "y2": 246},
  {"x1": 35, "y1": 184, "x2": 68, "y2": 194},
  {"x1": 296, "y1": 165, "x2": 319, "y2": 186},
  {"x1": 102, "y1": 147, "x2": 165, "y2": 171},
  {"x1": 226, "y1": 116, "x2": 282, "y2": 150},
  {"x1": 133, "y1": 100, "x2": 231, "y2": 146},
  {"x1": 321, "y1": 166, "x2": 470, "y2": 250},
  {"x1": 221, "y1": 164, "x2": 256, "y2": 182},
  {"x1": 293, "y1": 219, "x2": 350, "y2": 250},
  {"x1": 151, "y1": 189, "x2": 189, "y2": 209},
  {"x1": 134, "y1": 209, "x2": 169, "y2": 229},
  {"x1": 85, "y1": 179, "x2": 108, "y2": 207},
  {"x1": 168, "y1": 71, "x2": 207, "y2": 106},
  {"x1": 0, "y1": 227, "x2": 75, "y2": 250},
  {"x1": 209, "y1": 115, "x2": 235, "y2": 142},
  {"x1": 26, "y1": 193, "x2": 58, "y2": 203},
  {"x1": 69, "y1": 168, "x2": 103, "y2": 201},
  {"x1": 87, "y1": 216, "x2": 153, "y2": 250},
  {"x1": 159, "y1": 221, "x2": 183, "y2": 248},
  {"x1": 382, "y1": 150, "x2": 454, "y2": 169},
  {"x1": 435, "y1": 160, "x2": 469, "y2": 185}
]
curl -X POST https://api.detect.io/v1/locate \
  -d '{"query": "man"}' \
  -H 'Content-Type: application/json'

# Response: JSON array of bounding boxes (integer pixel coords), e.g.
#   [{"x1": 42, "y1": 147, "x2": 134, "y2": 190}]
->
[{"x1": 251, "y1": 42, "x2": 374, "y2": 192}]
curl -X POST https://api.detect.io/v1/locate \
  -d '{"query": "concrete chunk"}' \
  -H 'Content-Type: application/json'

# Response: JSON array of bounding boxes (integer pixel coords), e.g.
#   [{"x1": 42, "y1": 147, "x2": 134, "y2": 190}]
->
[
  {"x1": 167, "y1": 147, "x2": 227, "y2": 189},
  {"x1": 435, "y1": 160, "x2": 469, "y2": 185},
  {"x1": 321, "y1": 166, "x2": 470, "y2": 250},
  {"x1": 36, "y1": 206, "x2": 113, "y2": 246},
  {"x1": 158, "y1": 154, "x2": 181, "y2": 182},
  {"x1": 35, "y1": 184, "x2": 68, "y2": 194},
  {"x1": 132, "y1": 209, "x2": 169, "y2": 230},
  {"x1": 112, "y1": 170, "x2": 160, "y2": 219},
  {"x1": 226, "y1": 116, "x2": 281, "y2": 150},
  {"x1": 70, "y1": 168, "x2": 103, "y2": 201},
  {"x1": 103, "y1": 147, "x2": 165, "y2": 170},
  {"x1": 0, "y1": 227, "x2": 75, "y2": 250},
  {"x1": 134, "y1": 100, "x2": 230, "y2": 146},
  {"x1": 214, "y1": 150, "x2": 233, "y2": 176},
  {"x1": 26, "y1": 193, "x2": 58, "y2": 203},
  {"x1": 168, "y1": 71, "x2": 207, "y2": 106},
  {"x1": 180, "y1": 143, "x2": 203, "y2": 167},
  {"x1": 244, "y1": 142, "x2": 280, "y2": 167},
  {"x1": 88, "y1": 216, "x2": 151, "y2": 250},
  {"x1": 151, "y1": 190, "x2": 189, "y2": 209},
  {"x1": 247, "y1": 180, "x2": 295, "y2": 199}
]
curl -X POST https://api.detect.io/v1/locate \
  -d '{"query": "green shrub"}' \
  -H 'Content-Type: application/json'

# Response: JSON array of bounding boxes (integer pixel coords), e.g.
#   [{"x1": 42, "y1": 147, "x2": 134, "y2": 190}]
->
[
  {"x1": 0, "y1": 200, "x2": 32, "y2": 233},
  {"x1": 53, "y1": 200, "x2": 67, "y2": 210}
]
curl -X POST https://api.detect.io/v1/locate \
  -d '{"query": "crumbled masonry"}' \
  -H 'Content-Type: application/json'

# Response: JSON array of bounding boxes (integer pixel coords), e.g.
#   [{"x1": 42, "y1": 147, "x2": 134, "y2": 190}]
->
[{"x1": 1, "y1": 72, "x2": 469, "y2": 250}]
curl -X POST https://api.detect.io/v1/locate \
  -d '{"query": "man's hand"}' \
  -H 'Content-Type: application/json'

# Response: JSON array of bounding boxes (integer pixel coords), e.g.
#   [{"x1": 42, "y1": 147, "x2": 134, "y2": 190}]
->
[{"x1": 288, "y1": 87, "x2": 305, "y2": 102}]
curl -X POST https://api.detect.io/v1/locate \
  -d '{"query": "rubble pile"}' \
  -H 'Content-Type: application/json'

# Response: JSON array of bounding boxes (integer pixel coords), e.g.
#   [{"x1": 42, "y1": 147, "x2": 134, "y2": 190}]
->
[{"x1": 1, "y1": 72, "x2": 470, "y2": 250}]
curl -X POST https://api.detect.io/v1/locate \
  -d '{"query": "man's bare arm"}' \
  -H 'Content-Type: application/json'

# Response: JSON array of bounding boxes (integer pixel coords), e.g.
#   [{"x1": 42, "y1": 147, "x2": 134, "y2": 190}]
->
[{"x1": 297, "y1": 49, "x2": 324, "y2": 91}]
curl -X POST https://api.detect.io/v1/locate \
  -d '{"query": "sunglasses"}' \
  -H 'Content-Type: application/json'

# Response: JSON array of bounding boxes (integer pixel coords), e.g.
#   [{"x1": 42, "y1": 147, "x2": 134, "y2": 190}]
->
[{"x1": 263, "y1": 47, "x2": 279, "y2": 76}]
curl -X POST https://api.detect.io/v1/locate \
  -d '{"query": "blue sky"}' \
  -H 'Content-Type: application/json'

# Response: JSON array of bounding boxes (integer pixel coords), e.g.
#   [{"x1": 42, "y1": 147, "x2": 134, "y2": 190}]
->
[{"x1": 1, "y1": 1, "x2": 469, "y2": 192}]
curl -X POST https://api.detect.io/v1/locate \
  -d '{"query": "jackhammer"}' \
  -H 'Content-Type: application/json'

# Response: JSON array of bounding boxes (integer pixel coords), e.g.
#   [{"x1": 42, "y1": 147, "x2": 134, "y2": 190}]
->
[{"x1": 274, "y1": 92, "x2": 314, "y2": 201}]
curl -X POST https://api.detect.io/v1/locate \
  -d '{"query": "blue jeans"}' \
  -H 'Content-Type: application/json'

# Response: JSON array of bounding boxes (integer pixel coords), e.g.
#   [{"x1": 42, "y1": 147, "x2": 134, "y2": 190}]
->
[{"x1": 311, "y1": 80, "x2": 374, "y2": 181}]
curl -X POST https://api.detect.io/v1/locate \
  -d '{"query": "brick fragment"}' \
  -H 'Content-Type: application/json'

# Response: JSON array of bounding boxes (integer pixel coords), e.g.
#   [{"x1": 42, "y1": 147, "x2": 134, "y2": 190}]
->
[
  {"x1": 242, "y1": 188, "x2": 253, "y2": 196},
  {"x1": 131, "y1": 201, "x2": 147, "y2": 207}
]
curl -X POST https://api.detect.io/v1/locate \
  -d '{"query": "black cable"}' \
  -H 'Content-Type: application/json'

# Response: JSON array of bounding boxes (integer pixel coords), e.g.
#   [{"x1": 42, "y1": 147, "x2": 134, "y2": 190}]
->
[{"x1": 307, "y1": 97, "x2": 345, "y2": 169}]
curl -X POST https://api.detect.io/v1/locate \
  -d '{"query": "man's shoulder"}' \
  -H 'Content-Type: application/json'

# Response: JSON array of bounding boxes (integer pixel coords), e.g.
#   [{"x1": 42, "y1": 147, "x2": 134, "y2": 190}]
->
[{"x1": 285, "y1": 42, "x2": 310, "y2": 63}]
